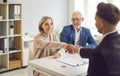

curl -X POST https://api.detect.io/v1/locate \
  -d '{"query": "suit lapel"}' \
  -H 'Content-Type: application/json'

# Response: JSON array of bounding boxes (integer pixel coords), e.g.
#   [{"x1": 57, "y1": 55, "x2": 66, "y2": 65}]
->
[
  {"x1": 80, "y1": 27, "x2": 84, "y2": 45},
  {"x1": 71, "y1": 25, "x2": 75, "y2": 45}
]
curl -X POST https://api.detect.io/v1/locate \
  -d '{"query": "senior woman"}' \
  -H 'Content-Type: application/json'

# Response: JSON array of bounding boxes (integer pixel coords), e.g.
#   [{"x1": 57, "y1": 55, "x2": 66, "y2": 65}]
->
[{"x1": 33, "y1": 16, "x2": 74, "y2": 76}]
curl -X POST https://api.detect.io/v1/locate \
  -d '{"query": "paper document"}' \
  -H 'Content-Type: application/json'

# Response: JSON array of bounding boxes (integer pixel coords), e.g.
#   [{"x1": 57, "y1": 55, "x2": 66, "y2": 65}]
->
[{"x1": 57, "y1": 57, "x2": 84, "y2": 67}]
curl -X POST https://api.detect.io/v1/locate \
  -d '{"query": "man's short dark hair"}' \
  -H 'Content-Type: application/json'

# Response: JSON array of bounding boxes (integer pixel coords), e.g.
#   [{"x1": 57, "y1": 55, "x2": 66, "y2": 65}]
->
[{"x1": 96, "y1": 2, "x2": 120, "y2": 25}]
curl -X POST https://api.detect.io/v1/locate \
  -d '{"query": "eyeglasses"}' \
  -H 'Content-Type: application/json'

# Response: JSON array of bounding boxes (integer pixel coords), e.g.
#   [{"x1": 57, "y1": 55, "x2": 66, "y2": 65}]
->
[{"x1": 72, "y1": 18, "x2": 82, "y2": 21}]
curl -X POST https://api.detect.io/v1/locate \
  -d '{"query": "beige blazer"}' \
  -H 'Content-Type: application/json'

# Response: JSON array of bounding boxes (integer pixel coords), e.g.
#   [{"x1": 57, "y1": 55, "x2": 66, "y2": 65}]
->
[{"x1": 33, "y1": 32, "x2": 66, "y2": 59}]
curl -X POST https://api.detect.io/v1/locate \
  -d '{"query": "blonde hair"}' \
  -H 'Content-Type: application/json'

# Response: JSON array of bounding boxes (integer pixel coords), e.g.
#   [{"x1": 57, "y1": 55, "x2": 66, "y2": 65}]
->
[{"x1": 38, "y1": 16, "x2": 53, "y2": 32}]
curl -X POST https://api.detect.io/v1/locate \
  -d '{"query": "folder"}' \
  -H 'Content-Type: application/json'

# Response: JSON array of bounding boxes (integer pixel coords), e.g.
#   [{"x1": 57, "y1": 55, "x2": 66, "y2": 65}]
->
[{"x1": 57, "y1": 57, "x2": 84, "y2": 67}]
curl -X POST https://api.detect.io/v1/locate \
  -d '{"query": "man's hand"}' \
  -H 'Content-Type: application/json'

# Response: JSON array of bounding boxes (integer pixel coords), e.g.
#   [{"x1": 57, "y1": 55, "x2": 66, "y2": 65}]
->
[
  {"x1": 74, "y1": 45, "x2": 83, "y2": 53},
  {"x1": 64, "y1": 44, "x2": 75, "y2": 54},
  {"x1": 65, "y1": 44, "x2": 83, "y2": 54}
]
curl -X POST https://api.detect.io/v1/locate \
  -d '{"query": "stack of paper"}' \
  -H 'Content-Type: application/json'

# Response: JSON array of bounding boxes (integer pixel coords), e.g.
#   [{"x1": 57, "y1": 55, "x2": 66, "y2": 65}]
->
[{"x1": 57, "y1": 57, "x2": 84, "y2": 67}]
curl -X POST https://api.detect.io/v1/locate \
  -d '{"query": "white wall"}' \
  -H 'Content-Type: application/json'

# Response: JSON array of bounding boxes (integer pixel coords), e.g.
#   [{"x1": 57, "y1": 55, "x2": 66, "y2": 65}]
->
[
  {"x1": 0, "y1": 0, "x2": 69, "y2": 35},
  {"x1": 68, "y1": 0, "x2": 75, "y2": 24},
  {"x1": 22, "y1": 0, "x2": 69, "y2": 35},
  {"x1": 0, "y1": 0, "x2": 22, "y2": 2}
]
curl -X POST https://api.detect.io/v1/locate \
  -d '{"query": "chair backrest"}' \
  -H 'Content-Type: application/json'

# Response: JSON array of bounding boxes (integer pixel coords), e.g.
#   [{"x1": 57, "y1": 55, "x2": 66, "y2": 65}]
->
[{"x1": 29, "y1": 41, "x2": 34, "y2": 60}]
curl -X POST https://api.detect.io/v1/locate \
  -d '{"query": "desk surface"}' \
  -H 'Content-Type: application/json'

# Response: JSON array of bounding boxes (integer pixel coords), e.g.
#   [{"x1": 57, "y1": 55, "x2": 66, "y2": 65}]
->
[{"x1": 28, "y1": 53, "x2": 88, "y2": 76}]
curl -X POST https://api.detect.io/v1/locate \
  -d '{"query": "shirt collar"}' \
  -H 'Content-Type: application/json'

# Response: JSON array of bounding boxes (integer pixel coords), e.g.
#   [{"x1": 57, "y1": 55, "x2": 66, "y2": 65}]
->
[
  {"x1": 103, "y1": 30, "x2": 117, "y2": 39},
  {"x1": 73, "y1": 25, "x2": 82, "y2": 33}
]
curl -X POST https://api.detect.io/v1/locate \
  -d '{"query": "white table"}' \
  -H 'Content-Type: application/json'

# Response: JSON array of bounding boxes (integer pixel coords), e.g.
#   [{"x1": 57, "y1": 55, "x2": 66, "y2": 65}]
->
[{"x1": 28, "y1": 53, "x2": 88, "y2": 76}]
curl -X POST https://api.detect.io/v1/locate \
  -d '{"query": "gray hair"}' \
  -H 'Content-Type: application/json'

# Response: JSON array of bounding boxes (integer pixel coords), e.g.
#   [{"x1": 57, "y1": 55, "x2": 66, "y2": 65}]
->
[{"x1": 38, "y1": 16, "x2": 53, "y2": 32}]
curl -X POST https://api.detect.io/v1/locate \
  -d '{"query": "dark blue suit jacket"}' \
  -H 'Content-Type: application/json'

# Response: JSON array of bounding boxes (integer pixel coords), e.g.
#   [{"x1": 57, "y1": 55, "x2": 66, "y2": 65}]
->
[
  {"x1": 80, "y1": 31, "x2": 120, "y2": 76},
  {"x1": 60, "y1": 25, "x2": 97, "y2": 48}
]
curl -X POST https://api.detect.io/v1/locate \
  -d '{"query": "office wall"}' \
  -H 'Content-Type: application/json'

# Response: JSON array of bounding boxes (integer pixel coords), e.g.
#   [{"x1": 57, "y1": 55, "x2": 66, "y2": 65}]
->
[
  {"x1": 0, "y1": 0, "x2": 69, "y2": 35},
  {"x1": 0, "y1": 0, "x2": 21, "y2": 2},
  {"x1": 22, "y1": 0, "x2": 69, "y2": 35}
]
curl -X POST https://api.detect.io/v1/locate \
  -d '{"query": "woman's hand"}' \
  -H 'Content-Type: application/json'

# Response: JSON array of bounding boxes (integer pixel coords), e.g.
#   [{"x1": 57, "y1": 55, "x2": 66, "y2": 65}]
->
[{"x1": 53, "y1": 53, "x2": 60, "y2": 59}]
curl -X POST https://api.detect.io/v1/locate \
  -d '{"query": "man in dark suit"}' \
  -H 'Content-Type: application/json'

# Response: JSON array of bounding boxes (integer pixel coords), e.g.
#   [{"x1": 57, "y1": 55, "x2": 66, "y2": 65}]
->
[{"x1": 68, "y1": 2, "x2": 120, "y2": 76}]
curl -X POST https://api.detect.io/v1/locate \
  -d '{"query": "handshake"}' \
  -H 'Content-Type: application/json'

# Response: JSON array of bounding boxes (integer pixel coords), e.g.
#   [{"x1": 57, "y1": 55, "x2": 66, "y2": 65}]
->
[
  {"x1": 64, "y1": 44, "x2": 83, "y2": 54},
  {"x1": 53, "y1": 44, "x2": 83, "y2": 59}
]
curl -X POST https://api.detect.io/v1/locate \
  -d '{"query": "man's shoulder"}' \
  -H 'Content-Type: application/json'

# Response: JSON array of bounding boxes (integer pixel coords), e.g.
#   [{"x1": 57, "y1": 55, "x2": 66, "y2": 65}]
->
[
  {"x1": 81, "y1": 27, "x2": 90, "y2": 32},
  {"x1": 63, "y1": 24, "x2": 73, "y2": 28},
  {"x1": 81, "y1": 27, "x2": 89, "y2": 30},
  {"x1": 62, "y1": 24, "x2": 74, "y2": 30}
]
